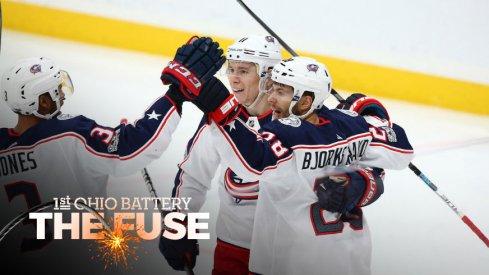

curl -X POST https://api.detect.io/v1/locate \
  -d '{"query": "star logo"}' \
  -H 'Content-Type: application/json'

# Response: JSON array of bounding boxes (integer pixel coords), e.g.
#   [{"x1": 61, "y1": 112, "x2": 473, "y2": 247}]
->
[
  {"x1": 147, "y1": 110, "x2": 161, "y2": 120},
  {"x1": 227, "y1": 120, "x2": 236, "y2": 131}
]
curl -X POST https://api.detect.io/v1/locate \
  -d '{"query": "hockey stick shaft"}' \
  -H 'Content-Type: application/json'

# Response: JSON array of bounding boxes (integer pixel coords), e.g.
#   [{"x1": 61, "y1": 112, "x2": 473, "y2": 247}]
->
[
  {"x1": 141, "y1": 168, "x2": 195, "y2": 275},
  {"x1": 0, "y1": 201, "x2": 55, "y2": 243},
  {"x1": 236, "y1": 0, "x2": 345, "y2": 103},
  {"x1": 237, "y1": 0, "x2": 489, "y2": 248},
  {"x1": 141, "y1": 167, "x2": 165, "y2": 215},
  {"x1": 409, "y1": 163, "x2": 489, "y2": 247},
  {"x1": 236, "y1": 0, "x2": 297, "y2": 57}
]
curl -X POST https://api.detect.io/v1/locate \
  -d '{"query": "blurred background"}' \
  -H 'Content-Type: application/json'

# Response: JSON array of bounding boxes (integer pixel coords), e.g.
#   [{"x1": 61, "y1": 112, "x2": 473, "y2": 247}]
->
[{"x1": 1, "y1": 1, "x2": 489, "y2": 274}]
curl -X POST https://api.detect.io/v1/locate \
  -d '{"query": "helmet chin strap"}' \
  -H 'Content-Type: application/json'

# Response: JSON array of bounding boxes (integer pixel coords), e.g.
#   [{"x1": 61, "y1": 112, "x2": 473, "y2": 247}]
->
[
  {"x1": 244, "y1": 91, "x2": 266, "y2": 109},
  {"x1": 32, "y1": 93, "x2": 62, "y2": 120},
  {"x1": 32, "y1": 103, "x2": 60, "y2": 119},
  {"x1": 290, "y1": 105, "x2": 315, "y2": 119},
  {"x1": 244, "y1": 71, "x2": 269, "y2": 109},
  {"x1": 288, "y1": 97, "x2": 316, "y2": 119}
]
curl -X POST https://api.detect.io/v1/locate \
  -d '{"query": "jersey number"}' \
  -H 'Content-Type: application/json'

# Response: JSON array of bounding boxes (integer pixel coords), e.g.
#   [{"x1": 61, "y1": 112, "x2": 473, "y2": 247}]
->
[
  {"x1": 262, "y1": 131, "x2": 289, "y2": 158},
  {"x1": 310, "y1": 177, "x2": 363, "y2": 235},
  {"x1": 4, "y1": 181, "x2": 53, "y2": 251},
  {"x1": 369, "y1": 127, "x2": 387, "y2": 142},
  {"x1": 90, "y1": 127, "x2": 114, "y2": 144}
]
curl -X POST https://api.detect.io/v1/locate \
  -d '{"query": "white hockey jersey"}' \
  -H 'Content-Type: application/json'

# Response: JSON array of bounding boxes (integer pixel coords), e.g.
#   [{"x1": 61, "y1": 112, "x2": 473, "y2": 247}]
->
[
  {"x1": 0, "y1": 95, "x2": 179, "y2": 274},
  {"x1": 209, "y1": 107, "x2": 415, "y2": 275},
  {"x1": 173, "y1": 109, "x2": 273, "y2": 250}
]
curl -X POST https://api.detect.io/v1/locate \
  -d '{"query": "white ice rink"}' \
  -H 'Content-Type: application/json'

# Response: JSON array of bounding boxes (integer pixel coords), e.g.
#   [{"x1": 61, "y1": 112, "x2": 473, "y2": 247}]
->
[{"x1": 1, "y1": 30, "x2": 488, "y2": 275}]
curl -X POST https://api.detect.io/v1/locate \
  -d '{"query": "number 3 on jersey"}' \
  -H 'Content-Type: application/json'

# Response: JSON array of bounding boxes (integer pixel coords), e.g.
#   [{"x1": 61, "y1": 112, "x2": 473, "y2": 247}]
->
[
  {"x1": 90, "y1": 127, "x2": 114, "y2": 144},
  {"x1": 4, "y1": 181, "x2": 53, "y2": 251}
]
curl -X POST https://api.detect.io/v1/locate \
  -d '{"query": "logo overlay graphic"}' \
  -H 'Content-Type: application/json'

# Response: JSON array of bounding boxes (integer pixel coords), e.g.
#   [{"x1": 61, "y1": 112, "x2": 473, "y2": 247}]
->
[{"x1": 4, "y1": 196, "x2": 209, "y2": 269}]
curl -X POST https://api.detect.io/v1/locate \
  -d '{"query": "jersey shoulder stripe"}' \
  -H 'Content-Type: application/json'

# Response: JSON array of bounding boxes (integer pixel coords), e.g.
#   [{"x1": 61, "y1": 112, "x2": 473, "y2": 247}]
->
[
  {"x1": 0, "y1": 96, "x2": 177, "y2": 159},
  {"x1": 261, "y1": 108, "x2": 370, "y2": 148}
]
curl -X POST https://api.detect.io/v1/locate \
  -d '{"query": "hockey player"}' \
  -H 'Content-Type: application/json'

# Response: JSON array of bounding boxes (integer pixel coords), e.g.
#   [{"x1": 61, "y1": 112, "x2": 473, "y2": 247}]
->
[
  {"x1": 159, "y1": 35, "x2": 282, "y2": 274},
  {"x1": 197, "y1": 56, "x2": 415, "y2": 275},
  {"x1": 0, "y1": 36, "x2": 228, "y2": 274},
  {"x1": 159, "y1": 36, "x2": 386, "y2": 275}
]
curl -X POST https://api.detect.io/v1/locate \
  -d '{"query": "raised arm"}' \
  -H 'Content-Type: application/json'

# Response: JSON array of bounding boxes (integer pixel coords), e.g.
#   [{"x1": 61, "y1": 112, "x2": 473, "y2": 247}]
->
[{"x1": 73, "y1": 94, "x2": 180, "y2": 176}]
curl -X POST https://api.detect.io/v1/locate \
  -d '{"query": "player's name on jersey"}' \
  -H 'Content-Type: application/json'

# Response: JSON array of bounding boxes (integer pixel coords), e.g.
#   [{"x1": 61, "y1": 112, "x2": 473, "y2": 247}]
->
[
  {"x1": 0, "y1": 150, "x2": 38, "y2": 176},
  {"x1": 53, "y1": 196, "x2": 191, "y2": 211},
  {"x1": 301, "y1": 138, "x2": 370, "y2": 170}
]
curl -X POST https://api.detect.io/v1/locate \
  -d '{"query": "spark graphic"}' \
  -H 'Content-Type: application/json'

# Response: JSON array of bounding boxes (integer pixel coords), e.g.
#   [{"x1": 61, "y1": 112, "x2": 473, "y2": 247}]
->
[{"x1": 94, "y1": 217, "x2": 141, "y2": 269}]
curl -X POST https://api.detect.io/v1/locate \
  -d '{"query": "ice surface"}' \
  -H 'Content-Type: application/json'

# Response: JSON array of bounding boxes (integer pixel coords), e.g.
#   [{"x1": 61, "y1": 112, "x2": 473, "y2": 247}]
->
[{"x1": 1, "y1": 30, "x2": 488, "y2": 275}]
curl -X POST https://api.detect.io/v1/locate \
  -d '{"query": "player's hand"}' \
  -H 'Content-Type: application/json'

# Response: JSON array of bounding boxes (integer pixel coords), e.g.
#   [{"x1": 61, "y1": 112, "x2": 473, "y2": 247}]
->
[
  {"x1": 316, "y1": 169, "x2": 384, "y2": 214},
  {"x1": 336, "y1": 93, "x2": 390, "y2": 120},
  {"x1": 192, "y1": 76, "x2": 241, "y2": 126},
  {"x1": 161, "y1": 36, "x2": 226, "y2": 99},
  {"x1": 159, "y1": 231, "x2": 199, "y2": 271}
]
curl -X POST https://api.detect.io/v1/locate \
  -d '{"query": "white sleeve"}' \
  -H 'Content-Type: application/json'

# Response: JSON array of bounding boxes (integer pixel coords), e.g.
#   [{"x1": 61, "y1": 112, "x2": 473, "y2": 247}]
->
[
  {"x1": 360, "y1": 115, "x2": 415, "y2": 170},
  {"x1": 172, "y1": 122, "x2": 221, "y2": 212},
  {"x1": 74, "y1": 96, "x2": 181, "y2": 176}
]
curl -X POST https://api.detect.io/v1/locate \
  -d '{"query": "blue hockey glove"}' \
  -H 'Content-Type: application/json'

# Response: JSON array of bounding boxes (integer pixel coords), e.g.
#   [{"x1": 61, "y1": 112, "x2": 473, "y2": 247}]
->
[
  {"x1": 161, "y1": 36, "x2": 226, "y2": 99},
  {"x1": 165, "y1": 84, "x2": 187, "y2": 115},
  {"x1": 316, "y1": 168, "x2": 385, "y2": 214},
  {"x1": 159, "y1": 231, "x2": 199, "y2": 271},
  {"x1": 336, "y1": 93, "x2": 390, "y2": 120}
]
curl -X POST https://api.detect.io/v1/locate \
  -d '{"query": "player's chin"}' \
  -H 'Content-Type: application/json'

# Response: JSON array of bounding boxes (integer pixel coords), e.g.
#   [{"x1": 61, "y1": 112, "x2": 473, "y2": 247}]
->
[{"x1": 233, "y1": 93, "x2": 246, "y2": 105}]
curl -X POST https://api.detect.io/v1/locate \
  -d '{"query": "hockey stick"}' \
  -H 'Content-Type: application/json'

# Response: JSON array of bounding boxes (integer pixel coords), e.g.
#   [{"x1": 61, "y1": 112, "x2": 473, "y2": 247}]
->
[
  {"x1": 141, "y1": 168, "x2": 166, "y2": 214},
  {"x1": 0, "y1": 201, "x2": 56, "y2": 243},
  {"x1": 141, "y1": 168, "x2": 195, "y2": 275},
  {"x1": 409, "y1": 163, "x2": 489, "y2": 247},
  {"x1": 236, "y1": 0, "x2": 489, "y2": 248}
]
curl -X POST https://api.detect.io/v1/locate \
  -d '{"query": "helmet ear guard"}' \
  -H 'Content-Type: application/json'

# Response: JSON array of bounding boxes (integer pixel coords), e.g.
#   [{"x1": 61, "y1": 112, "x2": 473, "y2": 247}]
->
[
  {"x1": 1, "y1": 57, "x2": 73, "y2": 119},
  {"x1": 270, "y1": 57, "x2": 332, "y2": 119}
]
